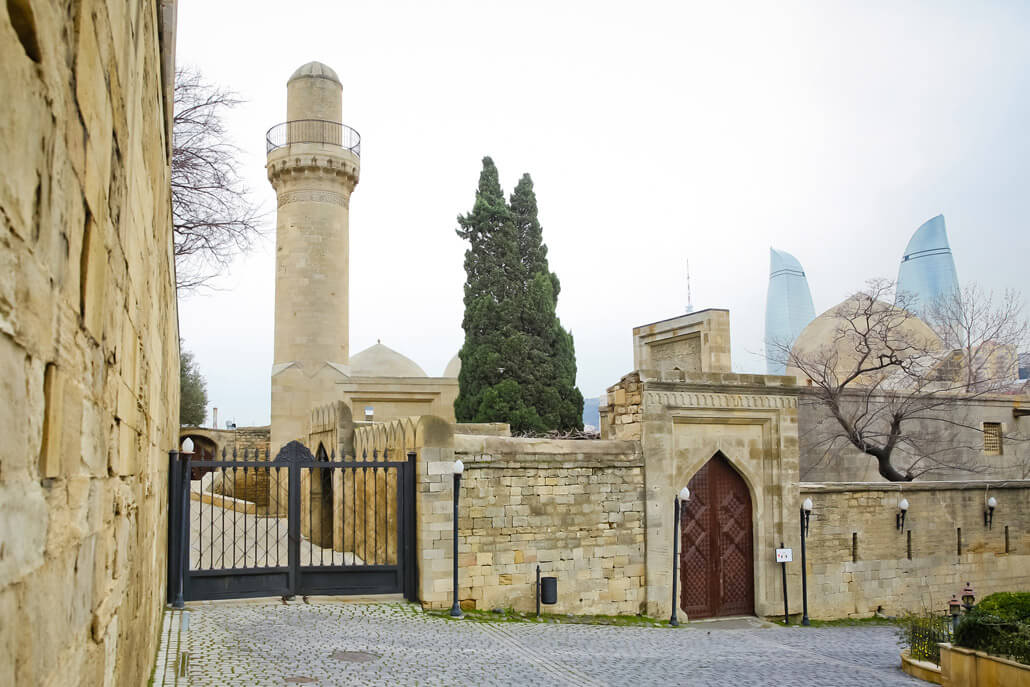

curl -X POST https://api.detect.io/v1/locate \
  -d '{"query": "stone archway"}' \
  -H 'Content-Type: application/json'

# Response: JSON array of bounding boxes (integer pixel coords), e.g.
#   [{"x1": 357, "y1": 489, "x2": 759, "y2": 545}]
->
[{"x1": 680, "y1": 452, "x2": 755, "y2": 619}]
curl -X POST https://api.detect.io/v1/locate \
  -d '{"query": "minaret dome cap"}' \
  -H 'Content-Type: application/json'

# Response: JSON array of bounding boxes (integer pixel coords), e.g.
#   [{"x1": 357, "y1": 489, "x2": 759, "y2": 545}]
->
[{"x1": 288, "y1": 61, "x2": 341, "y2": 85}]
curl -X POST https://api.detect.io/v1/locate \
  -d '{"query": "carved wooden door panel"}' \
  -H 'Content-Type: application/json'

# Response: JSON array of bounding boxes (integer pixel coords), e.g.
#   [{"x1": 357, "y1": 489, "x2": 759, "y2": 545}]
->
[{"x1": 680, "y1": 454, "x2": 754, "y2": 619}]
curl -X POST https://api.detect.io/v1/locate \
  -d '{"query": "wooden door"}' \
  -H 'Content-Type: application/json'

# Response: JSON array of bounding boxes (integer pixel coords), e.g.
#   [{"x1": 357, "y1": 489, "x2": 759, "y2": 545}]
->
[{"x1": 680, "y1": 454, "x2": 754, "y2": 619}]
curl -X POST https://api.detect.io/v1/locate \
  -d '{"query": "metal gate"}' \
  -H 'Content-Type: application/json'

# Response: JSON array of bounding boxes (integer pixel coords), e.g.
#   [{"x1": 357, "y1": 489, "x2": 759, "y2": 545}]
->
[
  {"x1": 679, "y1": 452, "x2": 754, "y2": 618},
  {"x1": 167, "y1": 440, "x2": 417, "y2": 603}
]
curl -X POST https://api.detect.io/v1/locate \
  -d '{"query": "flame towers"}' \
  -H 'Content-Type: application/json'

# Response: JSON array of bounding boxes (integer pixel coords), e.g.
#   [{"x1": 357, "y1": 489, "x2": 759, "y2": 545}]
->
[
  {"x1": 765, "y1": 248, "x2": 816, "y2": 374},
  {"x1": 897, "y1": 214, "x2": 960, "y2": 313}
]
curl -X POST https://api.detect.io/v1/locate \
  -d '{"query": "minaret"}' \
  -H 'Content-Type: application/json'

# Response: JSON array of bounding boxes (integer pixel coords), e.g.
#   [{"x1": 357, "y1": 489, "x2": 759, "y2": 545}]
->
[
  {"x1": 267, "y1": 61, "x2": 360, "y2": 372},
  {"x1": 267, "y1": 62, "x2": 360, "y2": 458}
]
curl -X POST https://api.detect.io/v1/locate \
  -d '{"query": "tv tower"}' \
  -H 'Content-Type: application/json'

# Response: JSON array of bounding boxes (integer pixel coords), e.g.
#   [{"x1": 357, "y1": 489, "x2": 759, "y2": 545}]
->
[{"x1": 685, "y1": 260, "x2": 694, "y2": 314}]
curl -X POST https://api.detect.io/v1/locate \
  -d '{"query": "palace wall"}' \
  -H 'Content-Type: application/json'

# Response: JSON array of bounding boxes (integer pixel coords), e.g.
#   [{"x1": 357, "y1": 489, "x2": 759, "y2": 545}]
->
[
  {"x1": 0, "y1": 1, "x2": 179, "y2": 685},
  {"x1": 800, "y1": 481, "x2": 1030, "y2": 619}
]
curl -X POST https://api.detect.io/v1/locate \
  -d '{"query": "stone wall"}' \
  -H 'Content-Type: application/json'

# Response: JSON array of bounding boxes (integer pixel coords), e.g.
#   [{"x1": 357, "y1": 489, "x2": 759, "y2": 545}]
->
[
  {"x1": 799, "y1": 392, "x2": 1030, "y2": 482},
  {"x1": 800, "y1": 481, "x2": 1030, "y2": 619},
  {"x1": 452, "y1": 435, "x2": 645, "y2": 615},
  {"x1": 0, "y1": 2, "x2": 178, "y2": 685}
]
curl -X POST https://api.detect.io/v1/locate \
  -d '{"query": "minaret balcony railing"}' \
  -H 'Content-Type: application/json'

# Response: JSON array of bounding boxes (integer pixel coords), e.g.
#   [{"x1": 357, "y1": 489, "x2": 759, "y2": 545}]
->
[{"x1": 265, "y1": 120, "x2": 361, "y2": 155}]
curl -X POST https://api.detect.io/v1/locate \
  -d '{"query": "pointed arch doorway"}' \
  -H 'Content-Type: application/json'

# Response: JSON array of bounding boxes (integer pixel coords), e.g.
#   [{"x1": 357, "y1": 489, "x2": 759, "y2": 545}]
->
[{"x1": 680, "y1": 453, "x2": 755, "y2": 619}]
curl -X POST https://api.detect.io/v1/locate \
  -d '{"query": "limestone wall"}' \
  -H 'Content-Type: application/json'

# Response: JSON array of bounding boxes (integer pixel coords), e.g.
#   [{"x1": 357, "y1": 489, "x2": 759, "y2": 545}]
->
[
  {"x1": 452, "y1": 435, "x2": 645, "y2": 615},
  {"x1": 799, "y1": 393, "x2": 1030, "y2": 482},
  {"x1": 800, "y1": 481, "x2": 1030, "y2": 619},
  {"x1": 0, "y1": 2, "x2": 178, "y2": 685}
]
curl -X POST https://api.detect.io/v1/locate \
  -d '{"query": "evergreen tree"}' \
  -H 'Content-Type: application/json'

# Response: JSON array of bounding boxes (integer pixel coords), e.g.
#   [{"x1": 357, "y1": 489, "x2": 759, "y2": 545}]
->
[
  {"x1": 454, "y1": 159, "x2": 584, "y2": 432},
  {"x1": 180, "y1": 342, "x2": 208, "y2": 426}
]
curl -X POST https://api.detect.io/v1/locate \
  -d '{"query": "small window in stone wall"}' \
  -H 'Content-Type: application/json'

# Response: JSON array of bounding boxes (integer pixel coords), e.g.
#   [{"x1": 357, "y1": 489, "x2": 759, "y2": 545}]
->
[{"x1": 983, "y1": 422, "x2": 1003, "y2": 455}]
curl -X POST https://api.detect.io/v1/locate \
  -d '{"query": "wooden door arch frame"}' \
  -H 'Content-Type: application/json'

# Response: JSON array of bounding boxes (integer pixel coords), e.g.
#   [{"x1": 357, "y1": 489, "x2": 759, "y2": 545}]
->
[{"x1": 677, "y1": 449, "x2": 759, "y2": 618}]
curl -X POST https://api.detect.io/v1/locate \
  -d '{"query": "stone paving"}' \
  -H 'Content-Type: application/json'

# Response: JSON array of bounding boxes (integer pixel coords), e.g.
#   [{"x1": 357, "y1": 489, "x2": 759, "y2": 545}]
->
[{"x1": 160, "y1": 599, "x2": 924, "y2": 686}]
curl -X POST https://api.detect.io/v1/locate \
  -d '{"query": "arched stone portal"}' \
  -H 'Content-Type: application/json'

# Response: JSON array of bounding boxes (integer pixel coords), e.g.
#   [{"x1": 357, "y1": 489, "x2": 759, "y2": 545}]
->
[{"x1": 680, "y1": 453, "x2": 755, "y2": 619}]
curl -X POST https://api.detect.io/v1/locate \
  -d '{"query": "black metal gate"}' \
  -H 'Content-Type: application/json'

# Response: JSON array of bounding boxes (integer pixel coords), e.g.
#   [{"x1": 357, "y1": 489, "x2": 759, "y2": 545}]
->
[{"x1": 167, "y1": 440, "x2": 417, "y2": 603}]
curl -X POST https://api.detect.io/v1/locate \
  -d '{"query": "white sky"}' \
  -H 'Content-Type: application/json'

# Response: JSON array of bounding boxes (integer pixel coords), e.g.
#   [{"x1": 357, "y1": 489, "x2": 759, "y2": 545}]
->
[{"x1": 176, "y1": 1, "x2": 1030, "y2": 427}]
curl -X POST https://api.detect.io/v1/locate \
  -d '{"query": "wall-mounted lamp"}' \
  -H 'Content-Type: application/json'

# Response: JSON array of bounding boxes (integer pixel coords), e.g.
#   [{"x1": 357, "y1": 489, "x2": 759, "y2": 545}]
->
[
  {"x1": 896, "y1": 498, "x2": 909, "y2": 531},
  {"x1": 984, "y1": 496, "x2": 997, "y2": 530},
  {"x1": 801, "y1": 497, "x2": 813, "y2": 538}
]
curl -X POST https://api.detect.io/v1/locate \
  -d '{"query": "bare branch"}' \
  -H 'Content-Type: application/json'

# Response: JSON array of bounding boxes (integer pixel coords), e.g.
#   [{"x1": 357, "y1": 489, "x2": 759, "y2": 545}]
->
[{"x1": 173, "y1": 67, "x2": 265, "y2": 292}]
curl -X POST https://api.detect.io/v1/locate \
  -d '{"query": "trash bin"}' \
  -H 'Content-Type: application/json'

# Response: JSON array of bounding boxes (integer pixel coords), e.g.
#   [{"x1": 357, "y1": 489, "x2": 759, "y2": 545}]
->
[{"x1": 540, "y1": 576, "x2": 558, "y2": 605}]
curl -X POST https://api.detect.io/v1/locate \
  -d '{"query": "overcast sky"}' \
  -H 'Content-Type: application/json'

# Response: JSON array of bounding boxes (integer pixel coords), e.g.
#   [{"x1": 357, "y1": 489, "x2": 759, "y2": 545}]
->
[{"x1": 177, "y1": 1, "x2": 1030, "y2": 428}]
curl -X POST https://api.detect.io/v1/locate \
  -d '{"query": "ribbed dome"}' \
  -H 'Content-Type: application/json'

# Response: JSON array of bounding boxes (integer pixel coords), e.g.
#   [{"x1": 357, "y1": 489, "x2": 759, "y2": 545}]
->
[
  {"x1": 443, "y1": 352, "x2": 461, "y2": 378},
  {"x1": 288, "y1": 61, "x2": 341, "y2": 85},
  {"x1": 350, "y1": 342, "x2": 427, "y2": 378}
]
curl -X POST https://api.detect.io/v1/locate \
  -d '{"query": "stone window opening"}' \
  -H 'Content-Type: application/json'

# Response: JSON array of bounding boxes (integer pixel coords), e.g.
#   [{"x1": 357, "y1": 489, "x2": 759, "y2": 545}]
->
[{"x1": 983, "y1": 422, "x2": 1003, "y2": 455}]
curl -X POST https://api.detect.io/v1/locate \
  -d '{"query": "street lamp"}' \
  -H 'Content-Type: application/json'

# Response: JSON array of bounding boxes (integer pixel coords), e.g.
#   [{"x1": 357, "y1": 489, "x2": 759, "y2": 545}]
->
[
  {"x1": 800, "y1": 497, "x2": 813, "y2": 626},
  {"x1": 896, "y1": 498, "x2": 909, "y2": 531},
  {"x1": 173, "y1": 438, "x2": 195, "y2": 609},
  {"x1": 961, "y1": 582, "x2": 975, "y2": 612},
  {"x1": 984, "y1": 496, "x2": 997, "y2": 530},
  {"x1": 670, "y1": 486, "x2": 690, "y2": 627},
  {"x1": 949, "y1": 595, "x2": 962, "y2": 633},
  {"x1": 450, "y1": 459, "x2": 464, "y2": 618}
]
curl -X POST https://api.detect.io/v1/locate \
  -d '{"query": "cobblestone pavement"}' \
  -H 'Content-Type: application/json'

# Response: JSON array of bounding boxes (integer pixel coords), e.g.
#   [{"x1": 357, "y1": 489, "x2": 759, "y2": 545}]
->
[{"x1": 167, "y1": 600, "x2": 922, "y2": 686}]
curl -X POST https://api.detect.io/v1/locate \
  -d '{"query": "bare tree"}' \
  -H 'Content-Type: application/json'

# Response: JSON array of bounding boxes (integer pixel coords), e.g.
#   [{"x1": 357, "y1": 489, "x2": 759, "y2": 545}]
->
[
  {"x1": 173, "y1": 67, "x2": 262, "y2": 292},
  {"x1": 778, "y1": 279, "x2": 1021, "y2": 482},
  {"x1": 926, "y1": 284, "x2": 1028, "y2": 393}
]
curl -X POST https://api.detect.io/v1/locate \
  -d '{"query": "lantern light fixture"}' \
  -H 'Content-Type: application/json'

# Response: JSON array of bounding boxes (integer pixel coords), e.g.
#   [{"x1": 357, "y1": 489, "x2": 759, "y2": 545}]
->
[
  {"x1": 896, "y1": 498, "x2": 909, "y2": 531},
  {"x1": 984, "y1": 496, "x2": 997, "y2": 529}
]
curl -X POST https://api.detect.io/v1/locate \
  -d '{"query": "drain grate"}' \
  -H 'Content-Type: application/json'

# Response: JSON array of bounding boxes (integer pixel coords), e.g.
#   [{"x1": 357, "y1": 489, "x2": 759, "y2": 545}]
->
[{"x1": 330, "y1": 650, "x2": 379, "y2": 663}]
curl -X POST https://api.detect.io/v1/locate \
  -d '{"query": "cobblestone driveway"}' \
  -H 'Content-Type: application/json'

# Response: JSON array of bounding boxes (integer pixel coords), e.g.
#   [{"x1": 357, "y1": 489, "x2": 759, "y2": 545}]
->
[{"x1": 157, "y1": 600, "x2": 922, "y2": 686}]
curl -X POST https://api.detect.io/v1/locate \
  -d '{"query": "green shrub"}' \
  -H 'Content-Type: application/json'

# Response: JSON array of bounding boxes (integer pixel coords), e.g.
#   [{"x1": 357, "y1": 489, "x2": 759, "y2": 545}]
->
[{"x1": 954, "y1": 592, "x2": 1030, "y2": 666}]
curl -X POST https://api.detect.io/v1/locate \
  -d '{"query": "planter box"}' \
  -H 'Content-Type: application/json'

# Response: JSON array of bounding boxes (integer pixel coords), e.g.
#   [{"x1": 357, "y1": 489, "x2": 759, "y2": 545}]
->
[{"x1": 939, "y1": 643, "x2": 1030, "y2": 687}]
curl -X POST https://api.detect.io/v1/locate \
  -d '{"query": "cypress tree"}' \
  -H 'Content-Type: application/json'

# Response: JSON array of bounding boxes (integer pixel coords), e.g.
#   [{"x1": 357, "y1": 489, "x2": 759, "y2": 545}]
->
[{"x1": 454, "y1": 159, "x2": 583, "y2": 432}]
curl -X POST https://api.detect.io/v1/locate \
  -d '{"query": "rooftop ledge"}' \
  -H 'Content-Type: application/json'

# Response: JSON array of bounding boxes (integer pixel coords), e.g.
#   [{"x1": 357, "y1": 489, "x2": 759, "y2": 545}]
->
[{"x1": 265, "y1": 119, "x2": 361, "y2": 155}]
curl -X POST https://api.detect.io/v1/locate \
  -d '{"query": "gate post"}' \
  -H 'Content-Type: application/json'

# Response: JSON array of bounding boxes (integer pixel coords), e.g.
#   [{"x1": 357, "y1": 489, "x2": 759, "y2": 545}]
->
[
  {"x1": 167, "y1": 449, "x2": 181, "y2": 605},
  {"x1": 404, "y1": 450, "x2": 418, "y2": 602},
  {"x1": 287, "y1": 457, "x2": 301, "y2": 598}
]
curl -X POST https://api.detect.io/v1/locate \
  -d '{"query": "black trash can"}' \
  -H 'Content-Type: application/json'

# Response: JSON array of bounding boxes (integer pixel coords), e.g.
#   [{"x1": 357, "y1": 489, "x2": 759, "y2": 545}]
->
[{"x1": 540, "y1": 576, "x2": 558, "y2": 605}]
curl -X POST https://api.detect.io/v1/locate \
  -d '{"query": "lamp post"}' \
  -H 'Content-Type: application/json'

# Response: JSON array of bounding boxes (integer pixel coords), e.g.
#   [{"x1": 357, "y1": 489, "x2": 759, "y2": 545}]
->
[
  {"x1": 961, "y1": 582, "x2": 975, "y2": 613},
  {"x1": 800, "y1": 497, "x2": 812, "y2": 626},
  {"x1": 450, "y1": 459, "x2": 464, "y2": 618},
  {"x1": 173, "y1": 438, "x2": 195, "y2": 609},
  {"x1": 949, "y1": 595, "x2": 962, "y2": 634},
  {"x1": 670, "y1": 486, "x2": 690, "y2": 627}
]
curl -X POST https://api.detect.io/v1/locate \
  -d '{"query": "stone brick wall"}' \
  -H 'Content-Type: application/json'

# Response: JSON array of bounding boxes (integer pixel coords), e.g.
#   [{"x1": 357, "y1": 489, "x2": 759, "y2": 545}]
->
[
  {"x1": 453, "y1": 436, "x2": 646, "y2": 615},
  {"x1": 799, "y1": 392, "x2": 1030, "y2": 482},
  {"x1": 0, "y1": 2, "x2": 178, "y2": 685},
  {"x1": 599, "y1": 372, "x2": 642, "y2": 440},
  {"x1": 801, "y1": 481, "x2": 1030, "y2": 619}
]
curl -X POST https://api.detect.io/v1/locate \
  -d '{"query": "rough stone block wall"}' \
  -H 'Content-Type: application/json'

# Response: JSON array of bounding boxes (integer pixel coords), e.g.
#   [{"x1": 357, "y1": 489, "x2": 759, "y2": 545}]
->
[
  {"x1": 449, "y1": 435, "x2": 645, "y2": 615},
  {"x1": 0, "y1": 2, "x2": 177, "y2": 685},
  {"x1": 599, "y1": 372, "x2": 642, "y2": 440},
  {"x1": 802, "y1": 482, "x2": 1030, "y2": 618}
]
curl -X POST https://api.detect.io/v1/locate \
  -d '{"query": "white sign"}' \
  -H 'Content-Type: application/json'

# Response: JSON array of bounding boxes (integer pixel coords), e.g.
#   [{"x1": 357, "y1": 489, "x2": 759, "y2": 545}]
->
[{"x1": 775, "y1": 548, "x2": 793, "y2": 563}]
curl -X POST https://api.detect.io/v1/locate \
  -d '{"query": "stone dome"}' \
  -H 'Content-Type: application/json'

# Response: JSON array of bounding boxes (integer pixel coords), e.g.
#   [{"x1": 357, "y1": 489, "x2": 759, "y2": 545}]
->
[
  {"x1": 787, "y1": 295, "x2": 942, "y2": 384},
  {"x1": 288, "y1": 61, "x2": 341, "y2": 85},
  {"x1": 443, "y1": 352, "x2": 461, "y2": 378},
  {"x1": 349, "y1": 342, "x2": 427, "y2": 378}
]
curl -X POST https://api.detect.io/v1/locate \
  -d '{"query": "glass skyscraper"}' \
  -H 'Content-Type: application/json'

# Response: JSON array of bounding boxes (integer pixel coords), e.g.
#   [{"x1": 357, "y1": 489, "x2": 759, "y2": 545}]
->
[
  {"x1": 897, "y1": 214, "x2": 960, "y2": 313},
  {"x1": 765, "y1": 248, "x2": 816, "y2": 374}
]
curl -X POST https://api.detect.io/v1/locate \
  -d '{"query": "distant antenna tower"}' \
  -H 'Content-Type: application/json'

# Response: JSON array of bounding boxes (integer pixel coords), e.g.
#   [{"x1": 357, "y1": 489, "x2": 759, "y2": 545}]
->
[{"x1": 685, "y1": 260, "x2": 694, "y2": 313}]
